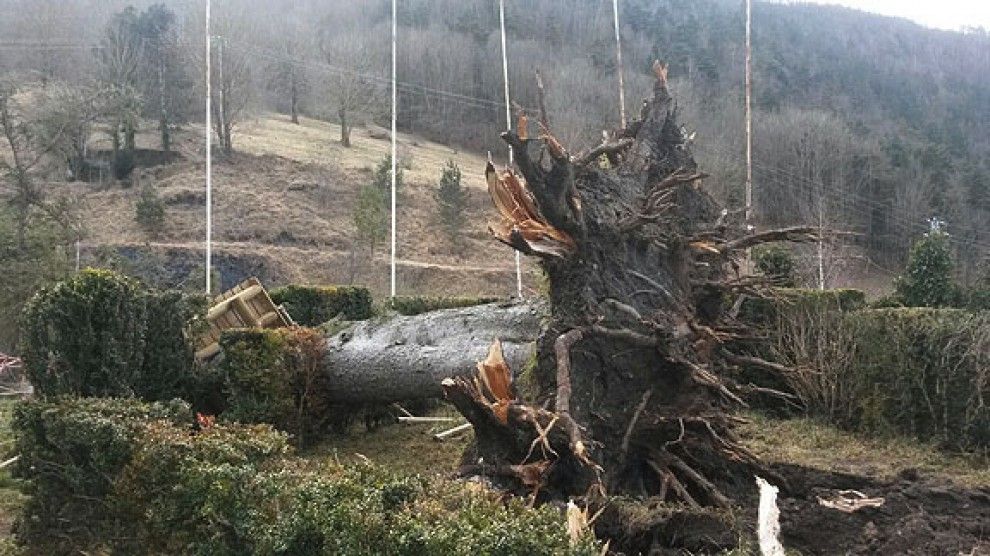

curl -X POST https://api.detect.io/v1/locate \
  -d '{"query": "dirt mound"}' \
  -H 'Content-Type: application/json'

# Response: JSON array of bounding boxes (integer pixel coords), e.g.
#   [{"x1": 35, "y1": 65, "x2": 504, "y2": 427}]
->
[{"x1": 777, "y1": 464, "x2": 990, "y2": 555}]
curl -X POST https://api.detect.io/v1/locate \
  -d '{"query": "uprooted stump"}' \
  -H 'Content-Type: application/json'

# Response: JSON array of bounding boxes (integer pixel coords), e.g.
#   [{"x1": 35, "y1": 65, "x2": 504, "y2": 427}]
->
[{"x1": 443, "y1": 61, "x2": 816, "y2": 531}]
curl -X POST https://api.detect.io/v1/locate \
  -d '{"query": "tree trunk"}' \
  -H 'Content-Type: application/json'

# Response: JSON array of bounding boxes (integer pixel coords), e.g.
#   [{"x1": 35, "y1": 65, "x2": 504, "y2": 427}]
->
[
  {"x1": 321, "y1": 302, "x2": 542, "y2": 402},
  {"x1": 339, "y1": 108, "x2": 350, "y2": 147},
  {"x1": 290, "y1": 75, "x2": 299, "y2": 125},
  {"x1": 159, "y1": 55, "x2": 170, "y2": 153},
  {"x1": 443, "y1": 64, "x2": 814, "y2": 511}
]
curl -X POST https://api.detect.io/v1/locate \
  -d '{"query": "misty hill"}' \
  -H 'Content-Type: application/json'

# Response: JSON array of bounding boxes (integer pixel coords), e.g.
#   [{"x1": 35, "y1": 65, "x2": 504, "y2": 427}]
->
[{"x1": 0, "y1": 0, "x2": 987, "y2": 285}]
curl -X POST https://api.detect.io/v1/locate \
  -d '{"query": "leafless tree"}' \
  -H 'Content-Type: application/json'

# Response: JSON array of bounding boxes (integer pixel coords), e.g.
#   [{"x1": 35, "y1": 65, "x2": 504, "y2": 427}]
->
[{"x1": 319, "y1": 32, "x2": 385, "y2": 147}]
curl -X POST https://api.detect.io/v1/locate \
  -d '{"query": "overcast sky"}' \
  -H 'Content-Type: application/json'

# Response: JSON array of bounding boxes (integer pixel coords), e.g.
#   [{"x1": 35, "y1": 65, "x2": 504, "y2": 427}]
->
[{"x1": 774, "y1": 1, "x2": 990, "y2": 31}]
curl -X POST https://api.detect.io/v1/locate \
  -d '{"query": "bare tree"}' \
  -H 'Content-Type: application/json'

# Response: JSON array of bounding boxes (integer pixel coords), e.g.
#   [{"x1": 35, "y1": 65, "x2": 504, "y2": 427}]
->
[
  {"x1": 319, "y1": 32, "x2": 384, "y2": 147},
  {"x1": 266, "y1": 18, "x2": 315, "y2": 125},
  {"x1": 0, "y1": 81, "x2": 85, "y2": 249},
  {"x1": 97, "y1": 8, "x2": 143, "y2": 176}
]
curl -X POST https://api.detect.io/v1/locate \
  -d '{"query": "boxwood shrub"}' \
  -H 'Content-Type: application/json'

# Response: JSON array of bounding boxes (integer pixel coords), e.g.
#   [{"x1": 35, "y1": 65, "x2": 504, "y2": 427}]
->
[
  {"x1": 10, "y1": 398, "x2": 598, "y2": 555},
  {"x1": 19, "y1": 269, "x2": 204, "y2": 400},
  {"x1": 113, "y1": 421, "x2": 291, "y2": 555},
  {"x1": 270, "y1": 285, "x2": 374, "y2": 325},
  {"x1": 11, "y1": 397, "x2": 191, "y2": 551},
  {"x1": 218, "y1": 327, "x2": 336, "y2": 445}
]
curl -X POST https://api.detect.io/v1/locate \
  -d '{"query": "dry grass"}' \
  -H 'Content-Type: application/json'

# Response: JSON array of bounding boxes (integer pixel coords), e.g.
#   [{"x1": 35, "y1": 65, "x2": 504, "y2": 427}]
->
[
  {"x1": 740, "y1": 411, "x2": 990, "y2": 488},
  {"x1": 54, "y1": 113, "x2": 533, "y2": 297},
  {"x1": 303, "y1": 405, "x2": 472, "y2": 477}
]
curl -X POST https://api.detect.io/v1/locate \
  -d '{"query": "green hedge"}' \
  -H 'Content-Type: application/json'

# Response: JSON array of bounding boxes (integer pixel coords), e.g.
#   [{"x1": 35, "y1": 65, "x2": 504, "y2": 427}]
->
[
  {"x1": 843, "y1": 308, "x2": 990, "y2": 450},
  {"x1": 270, "y1": 285, "x2": 374, "y2": 325},
  {"x1": 113, "y1": 421, "x2": 291, "y2": 555},
  {"x1": 11, "y1": 397, "x2": 191, "y2": 551},
  {"x1": 114, "y1": 428, "x2": 594, "y2": 556},
  {"x1": 19, "y1": 269, "x2": 204, "y2": 400},
  {"x1": 218, "y1": 327, "x2": 336, "y2": 445},
  {"x1": 10, "y1": 398, "x2": 597, "y2": 555},
  {"x1": 391, "y1": 295, "x2": 501, "y2": 316},
  {"x1": 741, "y1": 287, "x2": 866, "y2": 325}
]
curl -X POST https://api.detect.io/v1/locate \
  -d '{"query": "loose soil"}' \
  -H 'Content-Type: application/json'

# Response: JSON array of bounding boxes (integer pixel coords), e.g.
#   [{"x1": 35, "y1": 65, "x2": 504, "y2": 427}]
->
[{"x1": 775, "y1": 463, "x2": 990, "y2": 556}]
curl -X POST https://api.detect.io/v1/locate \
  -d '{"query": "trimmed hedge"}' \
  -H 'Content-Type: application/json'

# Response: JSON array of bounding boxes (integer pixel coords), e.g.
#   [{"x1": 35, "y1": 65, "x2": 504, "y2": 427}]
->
[
  {"x1": 11, "y1": 397, "x2": 191, "y2": 551},
  {"x1": 741, "y1": 287, "x2": 866, "y2": 325},
  {"x1": 218, "y1": 327, "x2": 335, "y2": 445},
  {"x1": 19, "y1": 269, "x2": 204, "y2": 400},
  {"x1": 391, "y1": 295, "x2": 501, "y2": 316},
  {"x1": 270, "y1": 285, "x2": 374, "y2": 325},
  {"x1": 113, "y1": 421, "x2": 291, "y2": 555},
  {"x1": 843, "y1": 308, "x2": 990, "y2": 450},
  {"x1": 10, "y1": 398, "x2": 598, "y2": 555}
]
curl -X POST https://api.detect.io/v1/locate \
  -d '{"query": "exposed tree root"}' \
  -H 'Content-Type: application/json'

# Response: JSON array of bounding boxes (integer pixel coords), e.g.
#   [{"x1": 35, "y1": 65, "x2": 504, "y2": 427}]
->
[{"x1": 444, "y1": 58, "x2": 809, "y2": 551}]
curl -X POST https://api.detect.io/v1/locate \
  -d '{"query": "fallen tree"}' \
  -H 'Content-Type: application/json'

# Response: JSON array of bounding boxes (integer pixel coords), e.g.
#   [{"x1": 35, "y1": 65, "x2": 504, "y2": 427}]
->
[
  {"x1": 321, "y1": 301, "x2": 542, "y2": 402},
  {"x1": 440, "y1": 62, "x2": 815, "y2": 512}
]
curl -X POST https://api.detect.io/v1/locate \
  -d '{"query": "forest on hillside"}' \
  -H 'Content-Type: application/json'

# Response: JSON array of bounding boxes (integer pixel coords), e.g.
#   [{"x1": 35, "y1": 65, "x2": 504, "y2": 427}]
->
[{"x1": 1, "y1": 0, "x2": 988, "y2": 282}]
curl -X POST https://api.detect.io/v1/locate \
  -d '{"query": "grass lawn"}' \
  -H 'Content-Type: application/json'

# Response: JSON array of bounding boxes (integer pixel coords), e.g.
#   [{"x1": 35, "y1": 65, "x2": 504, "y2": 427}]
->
[
  {"x1": 302, "y1": 405, "x2": 472, "y2": 477},
  {"x1": 740, "y1": 411, "x2": 990, "y2": 487}
]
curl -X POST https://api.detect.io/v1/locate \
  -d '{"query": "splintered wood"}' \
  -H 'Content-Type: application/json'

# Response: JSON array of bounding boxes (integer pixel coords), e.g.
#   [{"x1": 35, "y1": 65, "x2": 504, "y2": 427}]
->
[
  {"x1": 485, "y1": 162, "x2": 576, "y2": 258},
  {"x1": 475, "y1": 338, "x2": 515, "y2": 423}
]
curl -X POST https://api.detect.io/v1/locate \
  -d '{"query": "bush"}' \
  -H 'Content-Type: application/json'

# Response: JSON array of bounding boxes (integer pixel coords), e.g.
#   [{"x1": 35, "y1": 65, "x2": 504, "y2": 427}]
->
[
  {"x1": 843, "y1": 308, "x2": 990, "y2": 450},
  {"x1": 435, "y1": 159, "x2": 467, "y2": 250},
  {"x1": 353, "y1": 184, "x2": 388, "y2": 255},
  {"x1": 752, "y1": 244, "x2": 797, "y2": 287},
  {"x1": 894, "y1": 230, "x2": 961, "y2": 307},
  {"x1": 119, "y1": 452, "x2": 596, "y2": 556},
  {"x1": 11, "y1": 399, "x2": 598, "y2": 555},
  {"x1": 740, "y1": 287, "x2": 866, "y2": 325},
  {"x1": 11, "y1": 397, "x2": 191, "y2": 551},
  {"x1": 19, "y1": 269, "x2": 201, "y2": 399},
  {"x1": 135, "y1": 183, "x2": 166, "y2": 237},
  {"x1": 270, "y1": 284, "x2": 374, "y2": 325},
  {"x1": 391, "y1": 295, "x2": 501, "y2": 316},
  {"x1": 113, "y1": 421, "x2": 291, "y2": 555},
  {"x1": 218, "y1": 327, "x2": 334, "y2": 446}
]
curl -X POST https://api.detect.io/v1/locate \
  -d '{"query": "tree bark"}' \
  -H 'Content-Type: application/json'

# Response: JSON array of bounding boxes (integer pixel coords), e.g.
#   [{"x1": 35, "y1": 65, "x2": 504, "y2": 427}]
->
[
  {"x1": 321, "y1": 302, "x2": 542, "y2": 403},
  {"x1": 290, "y1": 75, "x2": 300, "y2": 125},
  {"x1": 339, "y1": 108, "x2": 350, "y2": 147},
  {"x1": 443, "y1": 64, "x2": 813, "y2": 509}
]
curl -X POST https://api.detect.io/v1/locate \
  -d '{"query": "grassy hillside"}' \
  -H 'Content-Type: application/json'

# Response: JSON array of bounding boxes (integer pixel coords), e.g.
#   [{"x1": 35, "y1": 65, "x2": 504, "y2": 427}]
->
[{"x1": 73, "y1": 115, "x2": 534, "y2": 297}]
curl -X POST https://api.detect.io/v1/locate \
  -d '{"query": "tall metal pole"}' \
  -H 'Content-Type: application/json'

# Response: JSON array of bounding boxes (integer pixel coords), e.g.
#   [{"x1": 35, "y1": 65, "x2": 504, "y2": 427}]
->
[
  {"x1": 499, "y1": 0, "x2": 523, "y2": 299},
  {"x1": 744, "y1": 0, "x2": 753, "y2": 232},
  {"x1": 205, "y1": 0, "x2": 212, "y2": 295},
  {"x1": 612, "y1": 0, "x2": 627, "y2": 128},
  {"x1": 390, "y1": 0, "x2": 397, "y2": 299}
]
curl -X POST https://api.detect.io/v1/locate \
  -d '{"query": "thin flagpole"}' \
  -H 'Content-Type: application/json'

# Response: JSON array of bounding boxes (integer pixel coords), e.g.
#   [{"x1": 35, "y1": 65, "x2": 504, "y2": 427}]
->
[
  {"x1": 744, "y1": 0, "x2": 754, "y2": 271},
  {"x1": 205, "y1": 0, "x2": 212, "y2": 295},
  {"x1": 499, "y1": 0, "x2": 523, "y2": 299},
  {"x1": 390, "y1": 0, "x2": 397, "y2": 299},
  {"x1": 612, "y1": 0, "x2": 627, "y2": 128}
]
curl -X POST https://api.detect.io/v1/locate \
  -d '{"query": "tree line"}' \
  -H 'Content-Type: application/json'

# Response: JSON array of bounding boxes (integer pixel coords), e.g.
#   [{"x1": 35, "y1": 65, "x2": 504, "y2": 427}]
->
[{"x1": 1, "y1": 0, "x2": 987, "y2": 281}]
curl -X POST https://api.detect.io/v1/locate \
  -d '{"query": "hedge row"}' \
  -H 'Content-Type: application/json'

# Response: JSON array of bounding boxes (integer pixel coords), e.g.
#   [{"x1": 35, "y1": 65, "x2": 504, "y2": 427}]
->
[
  {"x1": 270, "y1": 285, "x2": 374, "y2": 325},
  {"x1": 19, "y1": 269, "x2": 205, "y2": 400},
  {"x1": 754, "y1": 298, "x2": 990, "y2": 450},
  {"x1": 740, "y1": 287, "x2": 866, "y2": 325},
  {"x1": 390, "y1": 295, "x2": 502, "y2": 316},
  {"x1": 843, "y1": 309, "x2": 990, "y2": 450},
  {"x1": 218, "y1": 327, "x2": 336, "y2": 445},
  {"x1": 11, "y1": 398, "x2": 597, "y2": 555},
  {"x1": 11, "y1": 397, "x2": 192, "y2": 551}
]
